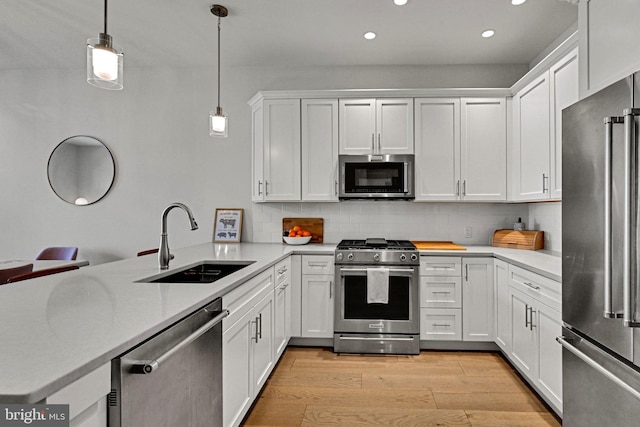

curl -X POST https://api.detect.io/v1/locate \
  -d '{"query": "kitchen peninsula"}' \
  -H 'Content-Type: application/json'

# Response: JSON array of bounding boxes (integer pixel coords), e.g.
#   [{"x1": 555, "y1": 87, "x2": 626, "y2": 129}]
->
[{"x1": 0, "y1": 242, "x2": 560, "y2": 423}]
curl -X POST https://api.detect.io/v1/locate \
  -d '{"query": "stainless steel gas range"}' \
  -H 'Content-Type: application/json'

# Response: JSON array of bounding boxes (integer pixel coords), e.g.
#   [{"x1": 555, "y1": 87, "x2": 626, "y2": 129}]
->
[{"x1": 333, "y1": 238, "x2": 420, "y2": 355}]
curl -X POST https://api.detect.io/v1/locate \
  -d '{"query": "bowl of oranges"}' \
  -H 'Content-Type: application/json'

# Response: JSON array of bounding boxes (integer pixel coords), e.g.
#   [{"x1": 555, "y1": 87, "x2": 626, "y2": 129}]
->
[{"x1": 283, "y1": 225, "x2": 312, "y2": 245}]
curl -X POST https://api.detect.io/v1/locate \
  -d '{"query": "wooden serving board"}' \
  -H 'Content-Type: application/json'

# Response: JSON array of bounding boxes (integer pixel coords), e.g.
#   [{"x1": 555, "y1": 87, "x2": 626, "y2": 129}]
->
[
  {"x1": 282, "y1": 218, "x2": 323, "y2": 243},
  {"x1": 411, "y1": 241, "x2": 467, "y2": 250},
  {"x1": 492, "y1": 230, "x2": 544, "y2": 250}
]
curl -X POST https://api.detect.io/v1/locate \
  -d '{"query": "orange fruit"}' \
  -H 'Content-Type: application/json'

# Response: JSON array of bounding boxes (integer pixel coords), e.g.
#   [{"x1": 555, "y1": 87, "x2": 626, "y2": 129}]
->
[
  {"x1": 288, "y1": 231, "x2": 296, "y2": 237},
  {"x1": 292, "y1": 225, "x2": 301, "y2": 232},
  {"x1": 302, "y1": 231, "x2": 311, "y2": 237}
]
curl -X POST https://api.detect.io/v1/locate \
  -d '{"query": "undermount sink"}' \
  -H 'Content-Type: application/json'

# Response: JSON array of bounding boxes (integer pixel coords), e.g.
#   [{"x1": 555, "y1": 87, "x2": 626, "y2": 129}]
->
[{"x1": 139, "y1": 261, "x2": 255, "y2": 284}]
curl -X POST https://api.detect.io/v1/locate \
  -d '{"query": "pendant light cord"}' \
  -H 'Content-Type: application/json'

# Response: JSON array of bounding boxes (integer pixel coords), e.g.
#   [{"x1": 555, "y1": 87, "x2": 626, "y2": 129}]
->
[
  {"x1": 217, "y1": 15, "x2": 221, "y2": 110},
  {"x1": 104, "y1": 0, "x2": 108, "y2": 34}
]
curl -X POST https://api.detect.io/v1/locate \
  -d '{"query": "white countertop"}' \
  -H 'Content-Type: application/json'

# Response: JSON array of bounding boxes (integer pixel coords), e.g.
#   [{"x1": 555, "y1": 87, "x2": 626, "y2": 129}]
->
[{"x1": 0, "y1": 242, "x2": 559, "y2": 403}]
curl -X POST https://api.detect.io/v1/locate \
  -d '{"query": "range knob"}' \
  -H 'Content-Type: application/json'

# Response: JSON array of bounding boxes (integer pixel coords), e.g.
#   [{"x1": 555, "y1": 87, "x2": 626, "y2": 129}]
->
[
  {"x1": 400, "y1": 253, "x2": 407, "y2": 262},
  {"x1": 347, "y1": 253, "x2": 354, "y2": 261},
  {"x1": 336, "y1": 253, "x2": 343, "y2": 261},
  {"x1": 410, "y1": 253, "x2": 418, "y2": 261},
  {"x1": 373, "y1": 253, "x2": 381, "y2": 262}
]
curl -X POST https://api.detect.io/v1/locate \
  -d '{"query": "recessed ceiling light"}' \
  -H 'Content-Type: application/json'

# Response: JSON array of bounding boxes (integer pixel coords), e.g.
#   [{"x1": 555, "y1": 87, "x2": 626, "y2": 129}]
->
[
  {"x1": 481, "y1": 29, "x2": 495, "y2": 38},
  {"x1": 512, "y1": 0, "x2": 527, "y2": 5},
  {"x1": 364, "y1": 32, "x2": 376, "y2": 40},
  {"x1": 394, "y1": 0, "x2": 408, "y2": 5}
]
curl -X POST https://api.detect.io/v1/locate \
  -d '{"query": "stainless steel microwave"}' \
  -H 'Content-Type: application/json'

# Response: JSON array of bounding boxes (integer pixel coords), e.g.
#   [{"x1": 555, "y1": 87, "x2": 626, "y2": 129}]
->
[{"x1": 339, "y1": 154, "x2": 415, "y2": 200}]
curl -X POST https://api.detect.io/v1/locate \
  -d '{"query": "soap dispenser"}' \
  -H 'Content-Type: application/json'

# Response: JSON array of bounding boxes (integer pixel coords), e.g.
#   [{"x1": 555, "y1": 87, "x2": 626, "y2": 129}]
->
[{"x1": 514, "y1": 217, "x2": 526, "y2": 231}]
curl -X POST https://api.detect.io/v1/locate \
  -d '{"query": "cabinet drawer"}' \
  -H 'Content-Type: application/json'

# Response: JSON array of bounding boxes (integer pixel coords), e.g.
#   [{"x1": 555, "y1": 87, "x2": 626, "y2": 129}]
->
[
  {"x1": 509, "y1": 264, "x2": 561, "y2": 312},
  {"x1": 420, "y1": 276, "x2": 462, "y2": 308},
  {"x1": 420, "y1": 308, "x2": 462, "y2": 341},
  {"x1": 420, "y1": 256, "x2": 462, "y2": 276},
  {"x1": 302, "y1": 255, "x2": 334, "y2": 275},
  {"x1": 274, "y1": 256, "x2": 291, "y2": 285},
  {"x1": 223, "y1": 268, "x2": 274, "y2": 330}
]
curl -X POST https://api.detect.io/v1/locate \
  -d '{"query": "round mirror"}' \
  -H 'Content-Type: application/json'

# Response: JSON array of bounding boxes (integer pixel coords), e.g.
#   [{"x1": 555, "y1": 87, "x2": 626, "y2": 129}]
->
[{"x1": 47, "y1": 135, "x2": 116, "y2": 206}]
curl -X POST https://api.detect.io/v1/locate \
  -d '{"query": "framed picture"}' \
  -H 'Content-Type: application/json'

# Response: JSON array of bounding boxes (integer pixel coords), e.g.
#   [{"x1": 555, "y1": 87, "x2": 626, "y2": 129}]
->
[{"x1": 213, "y1": 208, "x2": 243, "y2": 242}]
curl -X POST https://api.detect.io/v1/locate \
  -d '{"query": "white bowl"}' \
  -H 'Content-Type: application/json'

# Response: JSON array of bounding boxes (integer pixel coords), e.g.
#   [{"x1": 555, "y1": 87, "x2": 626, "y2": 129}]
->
[{"x1": 283, "y1": 236, "x2": 312, "y2": 245}]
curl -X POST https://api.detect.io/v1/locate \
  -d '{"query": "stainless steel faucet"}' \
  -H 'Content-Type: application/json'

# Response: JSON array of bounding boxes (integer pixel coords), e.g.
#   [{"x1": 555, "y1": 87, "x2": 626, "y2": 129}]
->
[{"x1": 159, "y1": 203, "x2": 198, "y2": 270}]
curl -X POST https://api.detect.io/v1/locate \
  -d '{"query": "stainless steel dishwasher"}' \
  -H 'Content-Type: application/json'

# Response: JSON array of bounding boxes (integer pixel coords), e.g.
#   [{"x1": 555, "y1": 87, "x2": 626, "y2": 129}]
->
[{"x1": 109, "y1": 298, "x2": 228, "y2": 427}]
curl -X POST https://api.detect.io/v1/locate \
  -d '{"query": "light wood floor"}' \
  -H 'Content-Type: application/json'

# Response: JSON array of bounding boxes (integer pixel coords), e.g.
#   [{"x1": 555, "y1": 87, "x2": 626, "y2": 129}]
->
[{"x1": 242, "y1": 346, "x2": 561, "y2": 426}]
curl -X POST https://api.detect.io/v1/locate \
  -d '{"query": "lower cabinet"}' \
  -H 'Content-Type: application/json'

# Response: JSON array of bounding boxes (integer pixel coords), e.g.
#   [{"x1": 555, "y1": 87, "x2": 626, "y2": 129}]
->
[
  {"x1": 300, "y1": 255, "x2": 334, "y2": 338},
  {"x1": 222, "y1": 269, "x2": 275, "y2": 427},
  {"x1": 274, "y1": 257, "x2": 292, "y2": 357},
  {"x1": 462, "y1": 258, "x2": 494, "y2": 342},
  {"x1": 494, "y1": 259, "x2": 511, "y2": 351},
  {"x1": 507, "y1": 264, "x2": 563, "y2": 415}
]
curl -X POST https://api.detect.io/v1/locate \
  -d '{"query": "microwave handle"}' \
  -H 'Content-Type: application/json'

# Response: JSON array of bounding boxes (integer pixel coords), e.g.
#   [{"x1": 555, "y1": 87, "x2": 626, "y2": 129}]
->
[{"x1": 404, "y1": 162, "x2": 409, "y2": 193}]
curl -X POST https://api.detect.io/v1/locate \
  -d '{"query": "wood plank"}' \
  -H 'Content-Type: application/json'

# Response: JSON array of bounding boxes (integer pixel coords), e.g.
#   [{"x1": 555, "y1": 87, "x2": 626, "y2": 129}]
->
[
  {"x1": 301, "y1": 406, "x2": 471, "y2": 426},
  {"x1": 267, "y1": 371, "x2": 362, "y2": 389},
  {"x1": 434, "y1": 392, "x2": 549, "y2": 412},
  {"x1": 283, "y1": 218, "x2": 324, "y2": 243},
  {"x1": 465, "y1": 410, "x2": 561, "y2": 427},
  {"x1": 242, "y1": 400, "x2": 306, "y2": 426},
  {"x1": 361, "y1": 373, "x2": 531, "y2": 393}
]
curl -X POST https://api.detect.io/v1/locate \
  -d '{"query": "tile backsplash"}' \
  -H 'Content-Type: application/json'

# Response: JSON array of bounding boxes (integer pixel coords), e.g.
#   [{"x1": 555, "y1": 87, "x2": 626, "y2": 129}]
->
[{"x1": 252, "y1": 201, "x2": 533, "y2": 246}]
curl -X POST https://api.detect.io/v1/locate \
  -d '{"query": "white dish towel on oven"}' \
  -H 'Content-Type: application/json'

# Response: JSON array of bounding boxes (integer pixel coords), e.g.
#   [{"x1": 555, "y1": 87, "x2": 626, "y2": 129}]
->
[{"x1": 367, "y1": 267, "x2": 389, "y2": 304}]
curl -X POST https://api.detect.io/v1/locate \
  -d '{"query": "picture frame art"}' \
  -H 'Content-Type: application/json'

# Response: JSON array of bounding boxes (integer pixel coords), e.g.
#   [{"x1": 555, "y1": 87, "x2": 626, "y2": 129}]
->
[{"x1": 213, "y1": 208, "x2": 243, "y2": 243}]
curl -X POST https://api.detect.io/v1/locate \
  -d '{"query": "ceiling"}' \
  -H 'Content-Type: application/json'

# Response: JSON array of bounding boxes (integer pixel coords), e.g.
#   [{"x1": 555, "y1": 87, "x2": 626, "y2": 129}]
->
[{"x1": 0, "y1": 0, "x2": 578, "y2": 71}]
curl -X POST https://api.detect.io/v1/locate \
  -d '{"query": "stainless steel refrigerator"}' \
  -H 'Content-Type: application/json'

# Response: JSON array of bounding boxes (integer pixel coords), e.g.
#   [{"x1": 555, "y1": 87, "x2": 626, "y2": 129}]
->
[{"x1": 561, "y1": 73, "x2": 640, "y2": 426}]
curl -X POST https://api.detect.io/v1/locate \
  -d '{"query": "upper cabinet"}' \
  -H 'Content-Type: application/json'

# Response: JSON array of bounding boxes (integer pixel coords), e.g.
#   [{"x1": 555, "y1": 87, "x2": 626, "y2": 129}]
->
[
  {"x1": 302, "y1": 99, "x2": 339, "y2": 201},
  {"x1": 252, "y1": 99, "x2": 301, "y2": 202},
  {"x1": 339, "y1": 98, "x2": 414, "y2": 155},
  {"x1": 579, "y1": 0, "x2": 640, "y2": 98},
  {"x1": 511, "y1": 48, "x2": 578, "y2": 202}
]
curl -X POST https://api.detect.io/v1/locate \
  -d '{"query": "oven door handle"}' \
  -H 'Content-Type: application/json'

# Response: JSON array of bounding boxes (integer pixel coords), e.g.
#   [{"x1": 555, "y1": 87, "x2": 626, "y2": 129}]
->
[
  {"x1": 337, "y1": 336, "x2": 416, "y2": 342},
  {"x1": 338, "y1": 267, "x2": 416, "y2": 274}
]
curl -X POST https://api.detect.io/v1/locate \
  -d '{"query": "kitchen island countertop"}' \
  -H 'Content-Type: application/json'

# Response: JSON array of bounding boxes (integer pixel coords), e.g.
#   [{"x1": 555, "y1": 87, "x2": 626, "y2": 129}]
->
[{"x1": 0, "y1": 242, "x2": 559, "y2": 403}]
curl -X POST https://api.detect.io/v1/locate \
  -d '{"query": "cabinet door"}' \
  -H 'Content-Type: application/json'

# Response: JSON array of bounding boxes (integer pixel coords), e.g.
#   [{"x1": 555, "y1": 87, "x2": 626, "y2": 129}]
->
[
  {"x1": 460, "y1": 98, "x2": 507, "y2": 201},
  {"x1": 509, "y1": 286, "x2": 536, "y2": 377},
  {"x1": 274, "y1": 280, "x2": 291, "y2": 358},
  {"x1": 263, "y1": 99, "x2": 301, "y2": 201},
  {"x1": 251, "y1": 102, "x2": 265, "y2": 201},
  {"x1": 494, "y1": 259, "x2": 511, "y2": 351},
  {"x1": 513, "y1": 73, "x2": 551, "y2": 201},
  {"x1": 302, "y1": 99, "x2": 339, "y2": 201},
  {"x1": 301, "y1": 274, "x2": 334, "y2": 338},
  {"x1": 252, "y1": 291, "x2": 274, "y2": 393},
  {"x1": 376, "y1": 98, "x2": 414, "y2": 154},
  {"x1": 549, "y1": 47, "x2": 579, "y2": 200},
  {"x1": 420, "y1": 308, "x2": 462, "y2": 341},
  {"x1": 462, "y1": 258, "x2": 494, "y2": 341},
  {"x1": 223, "y1": 310, "x2": 254, "y2": 427},
  {"x1": 535, "y1": 301, "x2": 563, "y2": 412},
  {"x1": 339, "y1": 99, "x2": 376, "y2": 154},
  {"x1": 414, "y1": 98, "x2": 461, "y2": 201}
]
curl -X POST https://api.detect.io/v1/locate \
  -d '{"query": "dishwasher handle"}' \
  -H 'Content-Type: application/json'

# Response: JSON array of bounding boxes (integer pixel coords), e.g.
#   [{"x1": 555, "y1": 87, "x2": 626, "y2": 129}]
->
[{"x1": 131, "y1": 309, "x2": 229, "y2": 374}]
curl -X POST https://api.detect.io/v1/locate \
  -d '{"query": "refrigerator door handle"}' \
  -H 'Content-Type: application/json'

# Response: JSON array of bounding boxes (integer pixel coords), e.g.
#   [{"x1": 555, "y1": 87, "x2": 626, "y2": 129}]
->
[
  {"x1": 557, "y1": 335, "x2": 640, "y2": 401},
  {"x1": 623, "y1": 109, "x2": 640, "y2": 327},
  {"x1": 604, "y1": 116, "x2": 624, "y2": 319}
]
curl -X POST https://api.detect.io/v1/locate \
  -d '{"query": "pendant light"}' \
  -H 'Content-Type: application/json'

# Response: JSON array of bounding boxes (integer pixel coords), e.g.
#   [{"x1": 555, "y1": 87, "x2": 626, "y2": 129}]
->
[
  {"x1": 209, "y1": 4, "x2": 228, "y2": 138},
  {"x1": 87, "y1": 0, "x2": 124, "y2": 90}
]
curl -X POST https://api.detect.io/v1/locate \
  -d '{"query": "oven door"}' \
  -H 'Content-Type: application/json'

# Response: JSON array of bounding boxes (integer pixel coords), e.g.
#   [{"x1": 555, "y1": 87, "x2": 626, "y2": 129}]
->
[{"x1": 334, "y1": 265, "x2": 419, "y2": 334}]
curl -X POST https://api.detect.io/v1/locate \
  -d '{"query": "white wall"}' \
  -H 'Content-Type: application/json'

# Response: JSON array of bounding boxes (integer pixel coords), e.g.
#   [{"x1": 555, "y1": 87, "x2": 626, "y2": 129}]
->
[
  {"x1": 0, "y1": 62, "x2": 535, "y2": 265},
  {"x1": 528, "y1": 202, "x2": 562, "y2": 253}
]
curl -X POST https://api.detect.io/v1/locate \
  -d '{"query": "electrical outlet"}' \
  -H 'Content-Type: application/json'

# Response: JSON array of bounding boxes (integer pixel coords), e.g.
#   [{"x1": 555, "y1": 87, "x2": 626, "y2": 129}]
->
[{"x1": 464, "y1": 226, "x2": 473, "y2": 238}]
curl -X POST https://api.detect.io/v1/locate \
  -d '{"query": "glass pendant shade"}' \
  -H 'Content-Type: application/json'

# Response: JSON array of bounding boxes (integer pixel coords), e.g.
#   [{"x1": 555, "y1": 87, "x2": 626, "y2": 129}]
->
[
  {"x1": 87, "y1": 34, "x2": 123, "y2": 90},
  {"x1": 210, "y1": 108, "x2": 228, "y2": 138}
]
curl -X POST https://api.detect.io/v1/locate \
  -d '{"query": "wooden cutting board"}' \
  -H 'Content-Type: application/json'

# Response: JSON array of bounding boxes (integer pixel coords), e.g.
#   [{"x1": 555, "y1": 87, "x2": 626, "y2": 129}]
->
[
  {"x1": 411, "y1": 241, "x2": 467, "y2": 250},
  {"x1": 282, "y1": 218, "x2": 323, "y2": 243}
]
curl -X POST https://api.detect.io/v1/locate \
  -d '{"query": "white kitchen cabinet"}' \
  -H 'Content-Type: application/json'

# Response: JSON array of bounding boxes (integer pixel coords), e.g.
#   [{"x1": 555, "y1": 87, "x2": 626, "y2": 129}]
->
[
  {"x1": 302, "y1": 99, "x2": 339, "y2": 201},
  {"x1": 462, "y1": 258, "x2": 494, "y2": 342},
  {"x1": 274, "y1": 257, "x2": 292, "y2": 357},
  {"x1": 223, "y1": 269, "x2": 275, "y2": 427},
  {"x1": 579, "y1": 0, "x2": 640, "y2": 98},
  {"x1": 512, "y1": 48, "x2": 578, "y2": 202},
  {"x1": 339, "y1": 98, "x2": 413, "y2": 155},
  {"x1": 420, "y1": 308, "x2": 462, "y2": 341},
  {"x1": 46, "y1": 362, "x2": 110, "y2": 427},
  {"x1": 507, "y1": 264, "x2": 562, "y2": 414},
  {"x1": 251, "y1": 98, "x2": 301, "y2": 201},
  {"x1": 493, "y1": 259, "x2": 510, "y2": 351},
  {"x1": 301, "y1": 255, "x2": 334, "y2": 338},
  {"x1": 419, "y1": 256, "x2": 462, "y2": 341},
  {"x1": 512, "y1": 72, "x2": 551, "y2": 201},
  {"x1": 414, "y1": 98, "x2": 460, "y2": 201},
  {"x1": 415, "y1": 98, "x2": 506, "y2": 201},
  {"x1": 549, "y1": 47, "x2": 579, "y2": 199}
]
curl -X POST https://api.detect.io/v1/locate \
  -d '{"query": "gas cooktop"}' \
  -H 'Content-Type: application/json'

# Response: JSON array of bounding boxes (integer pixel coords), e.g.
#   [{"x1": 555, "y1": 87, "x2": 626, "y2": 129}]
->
[{"x1": 336, "y1": 238, "x2": 417, "y2": 251}]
